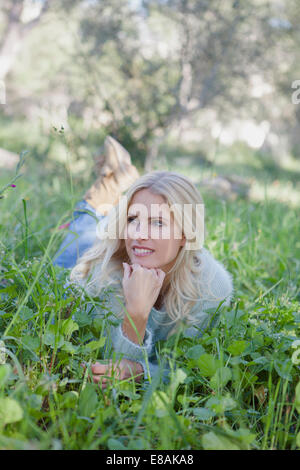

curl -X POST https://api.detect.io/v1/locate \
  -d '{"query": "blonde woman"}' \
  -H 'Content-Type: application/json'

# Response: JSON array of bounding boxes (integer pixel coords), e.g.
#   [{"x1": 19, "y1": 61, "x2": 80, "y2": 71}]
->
[{"x1": 54, "y1": 136, "x2": 233, "y2": 387}]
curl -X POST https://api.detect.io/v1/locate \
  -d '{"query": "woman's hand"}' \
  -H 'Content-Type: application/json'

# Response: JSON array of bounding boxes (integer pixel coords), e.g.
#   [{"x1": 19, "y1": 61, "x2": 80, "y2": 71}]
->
[
  {"x1": 82, "y1": 359, "x2": 144, "y2": 389},
  {"x1": 122, "y1": 262, "x2": 165, "y2": 318}
]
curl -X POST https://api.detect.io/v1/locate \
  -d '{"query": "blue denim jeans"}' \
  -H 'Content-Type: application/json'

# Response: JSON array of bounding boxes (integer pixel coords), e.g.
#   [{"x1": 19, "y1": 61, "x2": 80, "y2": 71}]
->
[{"x1": 53, "y1": 200, "x2": 106, "y2": 269}]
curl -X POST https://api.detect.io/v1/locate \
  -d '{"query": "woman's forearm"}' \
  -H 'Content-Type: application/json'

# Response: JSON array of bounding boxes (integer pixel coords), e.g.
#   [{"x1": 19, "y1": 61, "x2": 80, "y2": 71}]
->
[{"x1": 121, "y1": 307, "x2": 149, "y2": 345}]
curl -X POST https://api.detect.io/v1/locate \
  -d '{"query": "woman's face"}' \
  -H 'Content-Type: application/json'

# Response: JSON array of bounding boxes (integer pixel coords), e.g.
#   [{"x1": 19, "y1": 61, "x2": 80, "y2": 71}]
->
[{"x1": 124, "y1": 188, "x2": 185, "y2": 272}]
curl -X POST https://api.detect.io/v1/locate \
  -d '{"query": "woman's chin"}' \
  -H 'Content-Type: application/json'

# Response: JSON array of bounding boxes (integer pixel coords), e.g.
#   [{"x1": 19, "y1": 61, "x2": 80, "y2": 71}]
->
[
  {"x1": 129, "y1": 258, "x2": 159, "y2": 269},
  {"x1": 137, "y1": 261, "x2": 156, "y2": 268}
]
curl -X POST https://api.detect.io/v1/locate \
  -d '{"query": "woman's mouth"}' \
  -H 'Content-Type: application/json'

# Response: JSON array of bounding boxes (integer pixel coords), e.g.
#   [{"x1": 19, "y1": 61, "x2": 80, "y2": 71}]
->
[{"x1": 132, "y1": 247, "x2": 155, "y2": 257}]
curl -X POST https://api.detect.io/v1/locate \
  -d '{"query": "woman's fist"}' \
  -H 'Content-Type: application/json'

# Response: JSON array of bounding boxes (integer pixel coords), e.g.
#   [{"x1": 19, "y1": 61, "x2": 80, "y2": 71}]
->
[
  {"x1": 122, "y1": 262, "x2": 165, "y2": 319},
  {"x1": 81, "y1": 359, "x2": 144, "y2": 389}
]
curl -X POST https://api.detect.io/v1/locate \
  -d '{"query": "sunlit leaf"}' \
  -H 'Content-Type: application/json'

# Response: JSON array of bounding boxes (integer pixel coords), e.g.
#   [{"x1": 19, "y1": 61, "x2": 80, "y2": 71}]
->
[
  {"x1": 296, "y1": 431, "x2": 300, "y2": 448},
  {"x1": 107, "y1": 438, "x2": 126, "y2": 450},
  {"x1": 227, "y1": 340, "x2": 247, "y2": 356},
  {"x1": 202, "y1": 431, "x2": 240, "y2": 450},
  {"x1": 0, "y1": 398, "x2": 23, "y2": 425},
  {"x1": 0, "y1": 364, "x2": 11, "y2": 386},
  {"x1": 78, "y1": 384, "x2": 98, "y2": 417},
  {"x1": 295, "y1": 382, "x2": 300, "y2": 414},
  {"x1": 196, "y1": 354, "x2": 219, "y2": 377},
  {"x1": 186, "y1": 344, "x2": 206, "y2": 360},
  {"x1": 193, "y1": 407, "x2": 216, "y2": 421},
  {"x1": 210, "y1": 366, "x2": 232, "y2": 388},
  {"x1": 61, "y1": 318, "x2": 79, "y2": 339},
  {"x1": 84, "y1": 337, "x2": 106, "y2": 351}
]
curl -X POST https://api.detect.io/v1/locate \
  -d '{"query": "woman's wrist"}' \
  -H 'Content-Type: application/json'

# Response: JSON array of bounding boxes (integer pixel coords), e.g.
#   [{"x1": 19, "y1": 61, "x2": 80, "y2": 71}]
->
[
  {"x1": 126, "y1": 359, "x2": 144, "y2": 377},
  {"x1": 121, "y1": 313, "x2": 148, "y2": 345},
  {"x1": 124, "y1": 302, "x2": 150, "y2": 320},
  {"x1": 125, "y1": 359, "x2": 144, "y2": 382}
]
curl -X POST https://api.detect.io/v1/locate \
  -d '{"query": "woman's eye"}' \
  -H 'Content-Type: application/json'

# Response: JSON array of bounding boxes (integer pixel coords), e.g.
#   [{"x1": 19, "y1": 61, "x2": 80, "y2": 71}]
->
[
  {"x1": 127, "y1": 217, "x2": 163, "y2": 227},
  {"x1": 127, "y1": 216, "x2": 136, "y2": 223},
  {"x1": 152, "y1": 219, "x2": 163, "y2": 227}
]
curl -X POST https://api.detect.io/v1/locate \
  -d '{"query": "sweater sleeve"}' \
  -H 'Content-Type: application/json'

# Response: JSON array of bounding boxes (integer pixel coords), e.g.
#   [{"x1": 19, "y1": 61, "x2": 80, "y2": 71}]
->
[
  {"x1": 183, "y1": 250, "x2": 234, "y2": 338},
  {"x1": 110, "y1": 322, "x2": 153, "y2": 362},
  {"x1": 94, "y1": 288, "x2": 172, "y2": 383},
  {"x1": 136, "y1": 355, "x2": 171, "y2": 384},
  {"x1": 111, "y1": 251, "x2": 233, "y2": 382},
  {"x1": 137, "y1": 254, "x2": 234, "y2": 383},
  {"x1": 70, "y1": 280, "x2": 159, "y2": 380},
  {"x1": 74, "y1": 249, "x2": 233, "y2": 383},
  {"x1": 89, "y1": 286, "x2": 157, "y2": 365}
]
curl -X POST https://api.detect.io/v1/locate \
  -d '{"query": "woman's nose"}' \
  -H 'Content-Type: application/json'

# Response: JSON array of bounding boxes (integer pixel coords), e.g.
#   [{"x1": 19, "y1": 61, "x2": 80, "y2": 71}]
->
[{"x1": 131, "y1": 221, "x2": 149, "y2": 240}]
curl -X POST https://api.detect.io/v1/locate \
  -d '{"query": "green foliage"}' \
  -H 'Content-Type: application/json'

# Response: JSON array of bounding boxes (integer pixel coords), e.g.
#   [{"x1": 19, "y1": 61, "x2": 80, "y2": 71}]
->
[
  {"x1": 78, "y1": 384, "x2": 98, "y2": 418},
  {"x1": 0, "y1": 0, "x2": 299, "y2": 449},
  {"x1": 0, "y1": 140, "x2": 300, "y2": 450},
  {"x1": 1, "y1": 0, "x2": 298, "y2": 171},
  {"x1": 0, "y1": 398, "x2": 23, "y2": 426},
  {"x1": 0, "y1": 151, "x2": 28, "y2": 200},
  {"x1": 295, "y1": 382, "x2": 300, "y2": 414}
]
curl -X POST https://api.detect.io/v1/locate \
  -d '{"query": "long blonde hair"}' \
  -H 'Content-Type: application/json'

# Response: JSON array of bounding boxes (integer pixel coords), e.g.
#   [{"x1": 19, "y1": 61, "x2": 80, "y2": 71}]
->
[{"x1": 70, "y1": 170, "x2": 218, "y2": 325}]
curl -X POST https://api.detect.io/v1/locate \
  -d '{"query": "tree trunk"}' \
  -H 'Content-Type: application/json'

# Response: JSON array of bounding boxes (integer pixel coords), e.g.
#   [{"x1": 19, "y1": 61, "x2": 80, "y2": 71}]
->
[
  {"x1": 0, "y1": 0, "x2": 50, "y2": 80},
  {"x1": 0, "y1": 148, "x2": 19, "y2": 169},
  {"x1": 144, "y1": 131, "x2": 166, "y2": 172},
  {"x1": 0, "y1": 26, "x2": 24, "y2": 81}
]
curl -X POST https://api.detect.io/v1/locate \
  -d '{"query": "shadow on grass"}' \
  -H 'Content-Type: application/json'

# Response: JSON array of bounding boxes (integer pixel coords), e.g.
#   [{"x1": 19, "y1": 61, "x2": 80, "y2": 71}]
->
[{"x1": 163, "y1": 144, "x2": 300, "y2": 188}]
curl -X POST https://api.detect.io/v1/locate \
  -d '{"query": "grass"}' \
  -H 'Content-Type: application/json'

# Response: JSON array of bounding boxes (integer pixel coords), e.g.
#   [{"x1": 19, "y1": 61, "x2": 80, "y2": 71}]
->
[{"x1": 0, "y1": 146, "x2": 299, "y2": 450}]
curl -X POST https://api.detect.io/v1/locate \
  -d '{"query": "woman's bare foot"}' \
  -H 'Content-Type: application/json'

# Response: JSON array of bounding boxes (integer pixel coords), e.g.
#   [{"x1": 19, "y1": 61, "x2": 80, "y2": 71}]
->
[
  {"x1": 84, "y1": 136, "x2": 140, "y2": 214},
  {"x1": 95, "y1": 136, "x2": 132, "y2": 176}
]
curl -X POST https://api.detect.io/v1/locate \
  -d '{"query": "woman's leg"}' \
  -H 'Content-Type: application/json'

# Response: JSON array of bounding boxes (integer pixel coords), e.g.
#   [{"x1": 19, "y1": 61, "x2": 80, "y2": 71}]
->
[
  {"x1": 53, "y1": 136, "x2": 139, "y2": 269},
  {"x1": 53, "y1": 200, "x2": 106, "y2": 268},
  {"x1": 83, "y1": 136, "x2": 139, "y2": 211}
]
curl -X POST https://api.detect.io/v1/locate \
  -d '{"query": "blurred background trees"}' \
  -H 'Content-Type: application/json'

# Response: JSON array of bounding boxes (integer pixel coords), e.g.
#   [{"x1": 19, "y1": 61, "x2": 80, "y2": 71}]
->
[{"x1": 0, "y1": 0, "x2": 299, "y2": 176}]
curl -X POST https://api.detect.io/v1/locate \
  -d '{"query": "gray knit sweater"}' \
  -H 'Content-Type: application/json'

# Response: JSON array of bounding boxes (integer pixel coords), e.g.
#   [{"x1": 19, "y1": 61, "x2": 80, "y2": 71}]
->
[{"x1": 80, "y1": 248, "x2": 234, "y2": 383}]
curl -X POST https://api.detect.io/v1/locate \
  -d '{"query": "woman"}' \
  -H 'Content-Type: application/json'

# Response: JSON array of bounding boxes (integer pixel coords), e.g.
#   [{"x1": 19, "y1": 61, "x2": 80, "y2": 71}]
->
[{"x1": 54, "y1": 136, "x2": 233, "y2": 388}]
